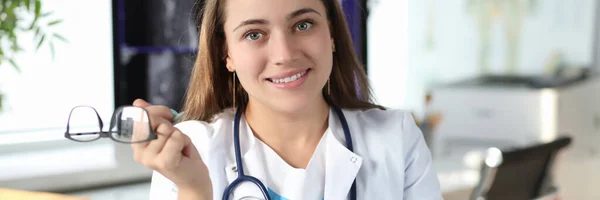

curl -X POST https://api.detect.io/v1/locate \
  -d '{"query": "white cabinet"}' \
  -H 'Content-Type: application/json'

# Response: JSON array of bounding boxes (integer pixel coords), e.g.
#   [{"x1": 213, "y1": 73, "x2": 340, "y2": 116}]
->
[{"x1": 428, "y1": 76, "x2": 600, "y2": 161}]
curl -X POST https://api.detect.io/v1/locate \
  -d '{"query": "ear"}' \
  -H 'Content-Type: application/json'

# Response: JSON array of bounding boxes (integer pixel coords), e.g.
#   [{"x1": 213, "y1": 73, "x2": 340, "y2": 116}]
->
[
  {"x1": 222, "y1": 42, "x2": 235, "y2": 72},
  {"x1": 331, "y1": 37, "x2": 336, "y2": 53},
  {"x1": 225, "y1": 56, "x2": 235, "y2": 72}
]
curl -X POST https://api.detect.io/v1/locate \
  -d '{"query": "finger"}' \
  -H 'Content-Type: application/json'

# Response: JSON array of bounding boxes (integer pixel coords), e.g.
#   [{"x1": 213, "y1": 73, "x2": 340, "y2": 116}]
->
[
  {"x1": 130, "y1": 112, "x2": 157, "y2": 149},
  {"x1": 132, "y1": 123, "x2": 173, "y2": 167},
  {"x1": 160, "y1": 128, "x2": 189, "y2": 165},
  {"x1": 145, "y1": 106, "x2": 175, "y2": 123},
  {"x1": 148, "y1": 116, "x2": 172, "y2": 136},
  {"x1": 155, "y1": 122, "x2": 175, "y2": 137},
  {"x1": 132, "y1": 118, "x2": 167, "y2": 153},
  {"x1": 137, "y1": 133, "x2": 170, "y2": 164},
  {"x1": 133, "y1": 98, "x2": 152, "y2": 107},
  {"x1": 143, "y1": 124, "x2": 173, "y2": 159}
]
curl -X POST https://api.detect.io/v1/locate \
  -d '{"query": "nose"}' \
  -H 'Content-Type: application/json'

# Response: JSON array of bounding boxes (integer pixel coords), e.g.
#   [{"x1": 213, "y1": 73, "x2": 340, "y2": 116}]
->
[{"x1": 269, "y1": 32, "x2": 298, "y2": 66}]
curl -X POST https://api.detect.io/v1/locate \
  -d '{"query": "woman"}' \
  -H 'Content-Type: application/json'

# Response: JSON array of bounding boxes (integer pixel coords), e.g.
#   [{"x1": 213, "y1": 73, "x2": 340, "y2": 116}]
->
[{"x1": 131, "y1": 0, "x2": 442, "y2": 199}]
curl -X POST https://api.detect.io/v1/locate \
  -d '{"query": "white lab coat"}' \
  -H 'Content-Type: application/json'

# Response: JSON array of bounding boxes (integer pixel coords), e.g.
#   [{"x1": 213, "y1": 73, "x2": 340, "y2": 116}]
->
[{"x1": 149, "y1": 107, "x2": 443, "y2": 200}]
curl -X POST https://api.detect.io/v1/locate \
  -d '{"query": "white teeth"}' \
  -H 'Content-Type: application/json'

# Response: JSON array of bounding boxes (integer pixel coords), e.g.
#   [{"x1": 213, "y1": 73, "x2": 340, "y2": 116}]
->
[{"x1": 271, "y1": 71, "x2": 307, "y2": 83}]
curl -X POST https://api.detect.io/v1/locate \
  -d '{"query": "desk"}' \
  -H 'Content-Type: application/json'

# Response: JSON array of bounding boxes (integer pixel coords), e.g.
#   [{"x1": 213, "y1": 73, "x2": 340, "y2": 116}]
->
[
  {"x1": 434, "y1": 158, "x2": 479, "y2": 200},
  {"x1": 0, "y1": 188, "x2": 88, "y2": 200},
  {"x1": 553, "y1": 156, "x2": 600, "y2": 200}
]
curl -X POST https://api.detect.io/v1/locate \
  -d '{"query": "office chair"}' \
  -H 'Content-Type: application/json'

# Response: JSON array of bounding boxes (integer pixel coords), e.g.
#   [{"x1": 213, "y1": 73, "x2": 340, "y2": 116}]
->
[{"x1": 469, "y1": 136, "x2": 572, "y2": 200}]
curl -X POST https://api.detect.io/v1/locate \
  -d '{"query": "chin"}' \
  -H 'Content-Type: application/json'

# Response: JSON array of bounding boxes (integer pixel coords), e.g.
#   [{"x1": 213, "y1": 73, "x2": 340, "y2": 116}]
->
[
  {"x1": 271, "y1": 99, "x2": 312, "y2": 114},
  {"x1": 268, "y1": 94, "x2": 325, "y2": 114}
]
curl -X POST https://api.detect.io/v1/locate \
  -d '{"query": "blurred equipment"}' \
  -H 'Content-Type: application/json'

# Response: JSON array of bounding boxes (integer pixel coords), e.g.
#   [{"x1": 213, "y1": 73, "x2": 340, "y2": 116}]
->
[
  {"x1": 469, "y1": 137, "x2": 571, "y2": 200},
  {"x1": 415, "y1": 92, "x2": 443, "y2": 148},
  {"x1": 428, "y1": 71, "x2": 600, "y2": 161}
]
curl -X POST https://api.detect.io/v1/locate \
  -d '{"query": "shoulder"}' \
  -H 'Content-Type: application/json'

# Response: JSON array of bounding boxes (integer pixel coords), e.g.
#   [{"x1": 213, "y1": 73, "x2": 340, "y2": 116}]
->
[
  {"x1": 173, "y1": 108, "x2": 236, "y2": 158},
  {"x1": 344, "y1": 108, "x2": 418, "y2": 135},
  {"x1": 349, "y1": 109, "x2": 442, "y2": 198},
  {"x1": 342, "y1": 108, "x2": 425, "y2": 154},
  {"x1": 174, "y1": 108, "x2": 236, "y2": 137}
]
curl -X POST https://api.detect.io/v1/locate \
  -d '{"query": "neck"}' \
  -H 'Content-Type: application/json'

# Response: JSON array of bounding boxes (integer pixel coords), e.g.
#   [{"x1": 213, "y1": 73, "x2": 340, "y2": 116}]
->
[{"x1": 244, "y1": 97, "x2": 330, "y2": 149}]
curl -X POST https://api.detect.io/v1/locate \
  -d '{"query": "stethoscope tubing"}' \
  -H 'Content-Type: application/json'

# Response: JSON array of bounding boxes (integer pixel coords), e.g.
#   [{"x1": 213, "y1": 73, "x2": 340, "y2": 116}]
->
[{"x1": 222, "y1": 105, "x2": 357, "y2": 200}]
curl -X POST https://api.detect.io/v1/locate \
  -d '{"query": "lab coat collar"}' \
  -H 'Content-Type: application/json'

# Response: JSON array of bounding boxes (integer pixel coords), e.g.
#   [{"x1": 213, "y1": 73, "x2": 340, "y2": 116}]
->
[
  {"x1": 223, "y1": 107, "x2": 364, "y2": 199},
  {"x1": 223, "y1": 114, "x2": 270, "y2": 198},
  {"x1": 324, "y1": 107, "x2": 364, "y2": 200}
]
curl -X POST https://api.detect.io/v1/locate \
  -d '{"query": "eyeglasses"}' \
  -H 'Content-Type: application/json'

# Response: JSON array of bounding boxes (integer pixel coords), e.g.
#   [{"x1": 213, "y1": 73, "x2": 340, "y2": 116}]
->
[{"x1": 64, "y1": 105, "x2": 157, "y2": 143}]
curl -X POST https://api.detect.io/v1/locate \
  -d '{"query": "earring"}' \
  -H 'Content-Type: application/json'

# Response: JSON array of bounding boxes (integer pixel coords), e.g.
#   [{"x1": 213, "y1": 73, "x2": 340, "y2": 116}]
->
[
  {"x1": 327, "y1": 78, "x2": 331, "y2": 96},
  {"x1": 232, "y1": 72, "x2": 236, "y2": 108},
  {"x1": 332, "y1": 42, "x2": 336, "y2": 52}
]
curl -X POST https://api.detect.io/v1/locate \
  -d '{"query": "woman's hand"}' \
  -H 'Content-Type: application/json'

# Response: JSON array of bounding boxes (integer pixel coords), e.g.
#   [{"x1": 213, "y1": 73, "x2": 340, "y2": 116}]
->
[{"x1": 131, "y1": 99, "x2": 212, "y2": 199}]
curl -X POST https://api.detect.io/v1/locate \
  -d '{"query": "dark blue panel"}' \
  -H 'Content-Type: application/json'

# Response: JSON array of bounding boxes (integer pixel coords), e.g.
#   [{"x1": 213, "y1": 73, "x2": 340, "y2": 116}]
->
[
  {"x1": 340, "y1": 0, "x2": 365, "y2": 98},
  {"x1": 342, "y1": 0, "x2": 361, "y2": 57}
]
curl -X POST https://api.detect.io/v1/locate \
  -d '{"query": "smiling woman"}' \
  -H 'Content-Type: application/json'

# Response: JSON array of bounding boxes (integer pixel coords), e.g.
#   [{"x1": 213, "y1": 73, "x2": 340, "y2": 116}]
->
[
  {"x1": 133, "y1": 0, "x2": 443, "y2": 199},
  {"x1": 182, "y1": 0, "x2": 380, "y2": 123}
]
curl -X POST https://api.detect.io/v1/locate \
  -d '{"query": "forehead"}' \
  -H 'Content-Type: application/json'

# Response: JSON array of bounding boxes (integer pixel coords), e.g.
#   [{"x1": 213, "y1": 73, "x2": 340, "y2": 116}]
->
[{"x1": 223, "y1": 0, "x2": 327, "y2": 24}]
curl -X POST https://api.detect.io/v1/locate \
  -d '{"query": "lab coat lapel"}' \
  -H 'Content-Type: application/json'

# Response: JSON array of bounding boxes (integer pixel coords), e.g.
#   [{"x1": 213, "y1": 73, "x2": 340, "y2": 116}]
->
[
  {"x1": 223, "y1": 115, "x2": 270, "y2": 199},
  {"x1": 324, "y1": 109, "x2": 363, "y2": 200}
]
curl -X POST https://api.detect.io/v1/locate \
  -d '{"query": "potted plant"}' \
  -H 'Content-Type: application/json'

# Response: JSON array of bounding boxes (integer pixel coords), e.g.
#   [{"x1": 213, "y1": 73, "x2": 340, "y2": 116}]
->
[{"x1": 0, "y1": 0, "x2": 66, "y2": 111}]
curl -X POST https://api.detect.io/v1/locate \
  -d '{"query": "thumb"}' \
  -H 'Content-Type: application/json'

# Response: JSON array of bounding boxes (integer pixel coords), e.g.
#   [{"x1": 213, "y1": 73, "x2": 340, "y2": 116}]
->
[{"x1": 133, "y1": 98, "x2": 151, "y2": 107}]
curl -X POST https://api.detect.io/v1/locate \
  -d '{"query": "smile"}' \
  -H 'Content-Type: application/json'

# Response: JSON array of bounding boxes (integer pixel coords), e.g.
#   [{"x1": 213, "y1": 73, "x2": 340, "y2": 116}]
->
[
  {"x1": 266, "y1": 69, "x2": 311, "y2": 89},
  {"x1": 268, "y1": 70, "x2": 308, "y2": 83}
]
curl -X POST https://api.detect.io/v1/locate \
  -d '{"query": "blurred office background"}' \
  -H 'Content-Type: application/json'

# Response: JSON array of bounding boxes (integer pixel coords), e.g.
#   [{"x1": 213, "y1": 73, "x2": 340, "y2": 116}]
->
[{"x1": 0, "y1": 0, "x2": 599, "y2": 199}]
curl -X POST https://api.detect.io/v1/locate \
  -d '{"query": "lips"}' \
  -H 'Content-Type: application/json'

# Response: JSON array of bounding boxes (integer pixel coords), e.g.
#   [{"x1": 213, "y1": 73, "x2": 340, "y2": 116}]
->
[
  {"x1": 267, "y1": 69, "x2": 309, "y2": 83},
  {"x1": 265, "y1": 69, "x2": 311, "y2": 89}
]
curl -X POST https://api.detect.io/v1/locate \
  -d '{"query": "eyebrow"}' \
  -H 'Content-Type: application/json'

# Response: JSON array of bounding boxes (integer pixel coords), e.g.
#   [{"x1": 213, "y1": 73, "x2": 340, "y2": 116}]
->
[{"x1": 232, "y1": 8, "x2": 322, "y2": 32}]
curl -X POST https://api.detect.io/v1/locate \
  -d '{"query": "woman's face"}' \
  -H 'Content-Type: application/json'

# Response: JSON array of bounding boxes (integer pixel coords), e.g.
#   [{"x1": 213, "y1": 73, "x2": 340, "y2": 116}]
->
[{"x1": 223, "y1": 0, "x2": 333, "y2": 113}]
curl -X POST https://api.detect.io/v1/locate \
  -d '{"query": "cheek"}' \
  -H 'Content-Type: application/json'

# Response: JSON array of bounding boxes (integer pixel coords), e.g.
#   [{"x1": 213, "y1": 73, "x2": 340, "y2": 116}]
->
[
  {"x1": 307, "y1": 39, "x2": 333, "y2": 69},
  {"x1": 232, "y1": 53, "x2": 267, "y2": 87},
  {"x1": 307, "y1": 33, "x2": 333, "y2": 64}
]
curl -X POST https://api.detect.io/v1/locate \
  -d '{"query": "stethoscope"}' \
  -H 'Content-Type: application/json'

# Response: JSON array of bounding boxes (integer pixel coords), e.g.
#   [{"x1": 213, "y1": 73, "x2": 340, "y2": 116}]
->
[{"x1": 222, "y1": 104, "x2": 357, "y2": 200}]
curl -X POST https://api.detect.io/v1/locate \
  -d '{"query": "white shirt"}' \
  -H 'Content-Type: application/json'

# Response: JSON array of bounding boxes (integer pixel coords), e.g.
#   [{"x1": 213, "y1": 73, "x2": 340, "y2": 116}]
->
[
  {"x1": 149, "y1": 107, "x2": 443, "y2": 200},
  {"x1": 258, "y1": 130, "x2": 327, "y2": 200}
]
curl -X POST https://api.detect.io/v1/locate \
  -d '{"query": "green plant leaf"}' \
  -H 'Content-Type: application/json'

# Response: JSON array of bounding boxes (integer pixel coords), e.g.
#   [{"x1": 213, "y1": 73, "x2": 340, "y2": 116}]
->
[
  {"x1": 0, "y1": 92, "x2": 4, "y2": 112},
  {"x1": 47, "y1": 19, "x2": 63, "y2": 26},
  {"x1": 9, "y1": 0, "x2": 17, "y2": 11},
  {"x1": 35, "y1": 0, "x2": 41, "y2": 17},
  {"x1": 36, "y1": 35, "x2": 45, "y2": 51},
  {"x1": 28, "y1": 19, "x2": 37, "y2": 30},
  {"x1": 28, "y1": 17, "x2": 38, "y2": 30},
  {"x1": 41, "y1": 11, "x2": 53, "y2": 17},
  {"x1": 11, "y1": 43, "x2": 22, "y2": 52},
  {"x1": 25, "y1": 0, "x2": 31, "y2": 10},
  {"x1": 49, "y1": 41, "x2": 55, "y2": 60},
  {"x1": 9, "y1": 59, "x2": 21, "y2": 73},
  {"x1": 34, "y1": 26, "x2": 41, "y2": 39},
  {"x1": 53, "y1": 33, "x2": 68, "y2": 43}
]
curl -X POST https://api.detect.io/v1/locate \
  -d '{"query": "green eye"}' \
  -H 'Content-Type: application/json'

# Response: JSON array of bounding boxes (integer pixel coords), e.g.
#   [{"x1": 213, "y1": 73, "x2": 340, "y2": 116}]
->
[
  {"x1": 246, "y1": 32, "x2": 263, "y2": 41},
  {"x1": 296, "y1": 21, "x2": 313, "y2": 31}
]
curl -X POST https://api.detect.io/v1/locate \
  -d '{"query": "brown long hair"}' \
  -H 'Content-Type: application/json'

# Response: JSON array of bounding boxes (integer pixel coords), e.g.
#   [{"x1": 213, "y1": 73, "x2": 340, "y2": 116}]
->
[{"x1": 182, "y1": 0, "x2": 384, "y2": 122}]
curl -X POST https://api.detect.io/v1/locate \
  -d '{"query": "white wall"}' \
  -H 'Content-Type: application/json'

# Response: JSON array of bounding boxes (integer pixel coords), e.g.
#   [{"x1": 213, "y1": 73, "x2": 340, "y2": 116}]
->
[
  {"x1": 0, "y1": 0, "x2": 147, "y2": 192},
  {"x1": 0, "y1": 0, "x2": 114, "y2": 140},
  {"x1": 367, "y1": 0, "x2": 410, "y2": 110},
  {"x1": 368, "y1": 0, "x2": 597, "y2": 115}
]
